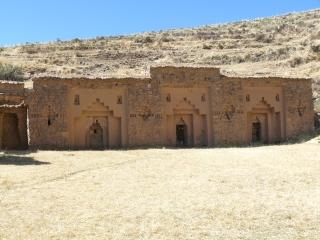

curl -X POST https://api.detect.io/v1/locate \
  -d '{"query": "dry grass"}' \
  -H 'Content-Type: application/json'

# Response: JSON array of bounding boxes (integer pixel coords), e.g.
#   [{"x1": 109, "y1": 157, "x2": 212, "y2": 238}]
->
[
  {"x1": 0, "y1": 140, "x2": 319, "y2": 240},
  {"x1": 1, "y1": 9, "x2": 320, "y2": 107}
]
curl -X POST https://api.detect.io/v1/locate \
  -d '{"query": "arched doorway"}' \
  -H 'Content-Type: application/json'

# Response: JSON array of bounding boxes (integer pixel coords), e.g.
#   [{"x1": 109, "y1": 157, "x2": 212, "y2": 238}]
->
[
  {"x1": 252, "y1": 119, "x2": 262, "y2": 143},
  {"x1": 72, "y1": 98, "x2": 123, "y2": 149},
  {"x1": 176, "y1": 118, "x2": 188, "y2": 147},
  {"x1": 165, "y1": 98, "x2": 209, "y2": 147},
  {"x1": 87, "y1": 120, "x2": 104, "y2": 149},
  {"x1": 1, "y1": 113, "x2": 21, "y2": 150},
  {"x1": 247, "y1": 98, "x2": 282, "y2": 144}
]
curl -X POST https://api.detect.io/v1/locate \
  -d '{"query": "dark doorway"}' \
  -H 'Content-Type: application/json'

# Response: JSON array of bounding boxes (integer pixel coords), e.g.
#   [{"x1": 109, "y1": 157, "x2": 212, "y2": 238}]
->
[
  {"x1": 87, "y1": 121, "x2": 104, "y2": 149},
  {"x1": 176, "y1": 124, "x2": 187, "y2": 147},
  {"x1": 1, "y1": 113, "x2": 22, "y2": 150},
  {"x1": 252, "y1": 122, "x2": 262, "y2": 143}
]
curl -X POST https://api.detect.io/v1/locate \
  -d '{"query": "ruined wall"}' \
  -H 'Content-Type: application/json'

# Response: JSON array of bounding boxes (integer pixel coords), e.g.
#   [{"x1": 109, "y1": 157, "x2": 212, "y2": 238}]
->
[
  {"x1": 0, "y1": 81, "x2": 25, "y2": 105},
  {"x1": 127, "y1": 78, "x2": 164, "y2": 147},
  {"x1": 26, "y1": 79, "x2": 70, "y2": 148},
  {"x1": 0, "y1": 81, "x2": 28, "y2": 150},
  {"x1": 210, "y1": 78, "x2": 246, "y2": 146},
  {"x1": 283, "y1": 79, "x2": 314, "y2": 138},
  {"x1": 0, "y1": 107, "x2": 28, "y2": 150},
  {"x1": 0, "y1": 81, "x2": 24, "y2": 92}
]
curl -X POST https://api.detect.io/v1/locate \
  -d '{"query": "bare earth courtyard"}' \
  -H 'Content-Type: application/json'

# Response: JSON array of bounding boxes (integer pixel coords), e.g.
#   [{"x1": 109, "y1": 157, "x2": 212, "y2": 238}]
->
[{"x1": 0, "y1": 139, "x2": 319, "y2": 240}]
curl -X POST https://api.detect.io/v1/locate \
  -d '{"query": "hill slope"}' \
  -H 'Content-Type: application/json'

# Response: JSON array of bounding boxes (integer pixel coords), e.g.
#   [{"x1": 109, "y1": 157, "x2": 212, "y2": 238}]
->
[{"x1": 0, "y1": 9, "x2": 319, "y2": 109}]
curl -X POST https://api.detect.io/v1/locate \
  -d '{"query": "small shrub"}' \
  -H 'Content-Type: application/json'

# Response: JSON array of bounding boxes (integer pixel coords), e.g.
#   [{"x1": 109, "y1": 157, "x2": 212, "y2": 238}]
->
[
  {"x1": 275, "y1": 24, "x2": 286, "y2": 33},
  {"x1": 159, "y1": 32, "x2": 174, "y2": 43},
  {"x1": 234, "y1": 55, "x2": 245, "y2": 63},
  {"x1": 311, "y1": 40, "x2": 320, "y2": 53},
  {"x1": 217, "y1": 43, "x2": 224, "y2": 49},
  {"x1": 197, "y1": 31, "x2": 215, "y2": 40},
  {"x1": 277, "y1": 47, "x2": 290, "y2": 56},
  {"x1": 233, "y1": 34, "x2": 243, "y2": 39},
  {"x1": 255, "y1": 33, "x2": 265, "y2": 42},
  {"x1": 289, "y1": 56, "x2": 304, "y2": 68},
  {"x1": 25, "y1": 48, "x2": 38, "y2": 54},
  {"x1": 144, "y1": 36, "x2": 154, "y2": 43},
  {"x1": 76, "y1": 43, "x2": 91, "y2": 50},
  {"x1": 255, "y1": 33, "x2": 274, "y2": 43},
  {"x1": 135, "y1": 36, "x2": 154, "y2": 44},
  {"x1": 160, "y1": 37, "x2": 173, "y2": 43},
  {"x1": 75, "y1": 52, "x2": 83, "y2": 57},
  {"x1": 310, "y1": 31, "x2": 320, "y2": 40},
  {"x1": 72, "y1": 38, "x2": 82, "y2": 43},
  {"x1": 0, "y1": 62, "x2": 24, "y2": 81},
  {"x1": 202, "y1": 44, "x2": 212, "y2": 50},
  {"x1": 95, "y1": 36, "x2": 105, "y2": 41},
  {"x1": 209, "y1": 54, "x2": 245, "y2": 65}
]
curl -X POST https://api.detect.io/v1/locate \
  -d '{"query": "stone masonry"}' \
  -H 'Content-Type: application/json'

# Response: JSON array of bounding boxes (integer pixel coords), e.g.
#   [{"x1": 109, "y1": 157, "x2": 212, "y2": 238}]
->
[{"x1": 0, "y1": 66, "x2": 315, "y2": 149}]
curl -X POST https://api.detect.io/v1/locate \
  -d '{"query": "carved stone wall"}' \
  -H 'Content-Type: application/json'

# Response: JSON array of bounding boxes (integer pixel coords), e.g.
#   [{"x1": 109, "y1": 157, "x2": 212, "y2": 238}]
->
[
  {"x1": 16, "y1": 66, "x2": 315, "y2": 149},
  {"x1": 127, "y1": 79, "x2": 164, "y2": 147},
  {"x1": 210, "y1": 78, "x2": 246, "y2": 146},
  {"x1": 283, "y1": 79, "x2": 314, "y2": 138}
]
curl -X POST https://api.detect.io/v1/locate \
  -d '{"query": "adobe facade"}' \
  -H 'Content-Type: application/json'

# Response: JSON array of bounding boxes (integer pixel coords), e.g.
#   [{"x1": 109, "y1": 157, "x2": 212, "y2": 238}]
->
[{"x1": 0, "y1": 66, "x2": 315, "y2": 150}]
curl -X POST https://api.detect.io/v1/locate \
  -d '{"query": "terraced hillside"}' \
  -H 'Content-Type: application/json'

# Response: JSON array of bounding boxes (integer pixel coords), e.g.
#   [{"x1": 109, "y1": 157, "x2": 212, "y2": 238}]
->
[{"x1": 0, "y1": 9, "x2": 319, "y2": 109}]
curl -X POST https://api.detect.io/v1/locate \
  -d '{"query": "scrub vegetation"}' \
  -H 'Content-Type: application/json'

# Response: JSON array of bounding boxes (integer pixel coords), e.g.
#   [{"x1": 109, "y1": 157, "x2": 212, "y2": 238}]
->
[
  {"x1": 0, "y1": 10, "x2": 320, "y2": 106},
  {"x1": 0, "y1": 62, "x2": 24, "y2": 82}
]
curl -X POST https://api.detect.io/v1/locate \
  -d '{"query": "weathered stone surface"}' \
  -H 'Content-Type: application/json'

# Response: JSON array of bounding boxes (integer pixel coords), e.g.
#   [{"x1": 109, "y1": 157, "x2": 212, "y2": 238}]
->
[
  {"x1": 0, "y1": 82, "x2": 28, "y2": 150},
  {"x1": 0, "y1": 66, "x2": 315, "y2": 149}
]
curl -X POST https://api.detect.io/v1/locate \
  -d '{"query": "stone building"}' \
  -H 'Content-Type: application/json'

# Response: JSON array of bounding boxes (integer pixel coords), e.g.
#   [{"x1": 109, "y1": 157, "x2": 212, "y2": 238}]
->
[
  {"x1": 0, "y1": 66, "x2": 315, "y2": 150},
  {"x1": 0, "y1": 81, "x2": 28, "y2": 150}
]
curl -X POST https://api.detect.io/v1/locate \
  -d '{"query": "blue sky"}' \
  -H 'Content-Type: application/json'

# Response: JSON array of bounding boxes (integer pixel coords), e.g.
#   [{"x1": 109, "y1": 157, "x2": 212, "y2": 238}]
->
[{"x1": 1, "y1": 0, "x2": 319, "y2": 46}]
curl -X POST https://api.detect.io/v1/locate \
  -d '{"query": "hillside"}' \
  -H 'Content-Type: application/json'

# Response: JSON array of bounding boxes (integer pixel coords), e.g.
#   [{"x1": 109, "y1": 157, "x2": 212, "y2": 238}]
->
[{"x1": 0, "y1": 9, "x2": 319, "y2": 109}]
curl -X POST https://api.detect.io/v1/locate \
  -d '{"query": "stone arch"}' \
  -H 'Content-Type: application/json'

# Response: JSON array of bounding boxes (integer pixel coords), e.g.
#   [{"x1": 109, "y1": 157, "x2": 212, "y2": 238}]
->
[
  {"x1": 176, "y1": 118, "x2": 188, "y2": 147},
  {"x1": 72, "y1": 98, "x2": 122, "y2": 149},
  {"x1": 166, "y1": 97, "x2": 208, "y2": 147},
  {"x1": 86, "y1": 120, "x2": 104, "y2": 149}
]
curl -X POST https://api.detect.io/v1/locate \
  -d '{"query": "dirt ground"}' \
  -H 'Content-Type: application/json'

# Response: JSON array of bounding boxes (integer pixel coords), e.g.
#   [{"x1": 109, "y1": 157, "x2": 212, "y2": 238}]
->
[{"x1": 0, "y1": 140, "x2": 319, "y2": 240}]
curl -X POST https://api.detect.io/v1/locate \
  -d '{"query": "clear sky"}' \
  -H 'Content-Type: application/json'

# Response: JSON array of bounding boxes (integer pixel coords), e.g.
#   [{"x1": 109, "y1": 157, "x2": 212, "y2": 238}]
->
[{"x1": 1, "y1": 0, "x2": 319, "y2": 46}]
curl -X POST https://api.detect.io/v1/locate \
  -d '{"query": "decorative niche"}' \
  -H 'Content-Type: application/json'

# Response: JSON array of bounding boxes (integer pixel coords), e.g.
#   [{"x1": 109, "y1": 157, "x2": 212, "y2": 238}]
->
[
  {"x1": 117, "y1": 96, "x2": 123, "y2": 104},
  {"x1": 74, "y1": 95, "x2": 80, "y2": 105},
  {"x1": 201, "y1": 94, "x2": 206, "y2": 102},
  {"x1": 166, "y1": 94, "x2": 171, "y2": 102}
]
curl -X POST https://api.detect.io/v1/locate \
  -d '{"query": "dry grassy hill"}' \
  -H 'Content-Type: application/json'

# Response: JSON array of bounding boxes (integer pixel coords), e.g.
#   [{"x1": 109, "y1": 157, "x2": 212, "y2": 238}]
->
[{"x1": 0, "y1": 9, "x2": 319, "y2": 109}]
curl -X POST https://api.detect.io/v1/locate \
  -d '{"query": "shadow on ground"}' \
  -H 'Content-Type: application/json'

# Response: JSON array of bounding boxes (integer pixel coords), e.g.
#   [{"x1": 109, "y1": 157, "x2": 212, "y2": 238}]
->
[{"x1": 0, "y1": 153, "x2": 50, "y2": 166}]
